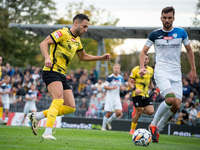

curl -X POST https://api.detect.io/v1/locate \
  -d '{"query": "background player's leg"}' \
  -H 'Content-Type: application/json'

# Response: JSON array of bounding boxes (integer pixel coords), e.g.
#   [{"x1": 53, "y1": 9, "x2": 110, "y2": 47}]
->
[
  {"x1": 130, "y1": 107, "x2": 142, "y2": 134},
  {"x1": 107, "y1": 109, "x2": 122, "y2": 130},
  {"x1": 142, "y1": 105, "x2": 154, "y2": 115},
  {"x1": 102, "y1": 111, "x2": 112, "y2": 130},
  {"x1": 4, "y1": 109, "x2": 9, "y2": 125}
]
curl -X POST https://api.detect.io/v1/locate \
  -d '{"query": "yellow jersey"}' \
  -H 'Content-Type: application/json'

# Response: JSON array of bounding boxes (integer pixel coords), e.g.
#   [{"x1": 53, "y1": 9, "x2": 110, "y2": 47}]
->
[
  {"x1": 130, "y1": 66, "x2": 153, "y2": 97},
  {"x1": 43, "y1": 27, "x2": 83, "y2": 75}
]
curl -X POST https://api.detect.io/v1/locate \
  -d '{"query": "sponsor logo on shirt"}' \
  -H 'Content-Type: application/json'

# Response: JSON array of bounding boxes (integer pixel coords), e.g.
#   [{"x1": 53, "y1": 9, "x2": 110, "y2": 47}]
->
[
  {"x1": 54, "y1": 31, "x2": 62, "y2": 39},
  {"x1": 173, "y1": 33, "x2": 177, "y2": 38},
  {"x1": 163, "y1": 36, "x2": 173, "y2": 40},
  {"x1": 71, "y1": 37, "x2": 76, "y2": 42}
]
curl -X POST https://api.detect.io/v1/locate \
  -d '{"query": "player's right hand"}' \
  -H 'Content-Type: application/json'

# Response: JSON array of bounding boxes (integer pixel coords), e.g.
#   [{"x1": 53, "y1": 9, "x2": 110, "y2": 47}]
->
[
  {"x1": 45, "y1": 58, "x2": 52, "y2": 68},
  {"x1": 139, "y1": 68, "x2": 147, "y2": 76},
  {"x1": 135, "y1": 89, "x2": 141, "y2": 95},
  {"x1": 112, "y1": 85, "x2": 117, "y2": 89}
]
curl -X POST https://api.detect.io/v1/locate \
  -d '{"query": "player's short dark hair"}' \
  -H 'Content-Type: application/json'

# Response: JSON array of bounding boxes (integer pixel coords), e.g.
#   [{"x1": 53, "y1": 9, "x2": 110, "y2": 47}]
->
[
  {"x1": 73, "y1": 14, "x2": 90, "y2": 24},
  {"x1": 161, "y1": 6, "x2": 175, "y2": 16}
]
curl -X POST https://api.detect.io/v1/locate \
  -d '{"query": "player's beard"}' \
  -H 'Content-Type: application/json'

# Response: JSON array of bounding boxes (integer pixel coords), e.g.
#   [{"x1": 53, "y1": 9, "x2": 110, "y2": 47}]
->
[
  {"x1": 75, "y1": 26, "x2": 85, "y2": 37},
  {"x1": 163, "y1": 22, "x2": 172, "y2": 29}
]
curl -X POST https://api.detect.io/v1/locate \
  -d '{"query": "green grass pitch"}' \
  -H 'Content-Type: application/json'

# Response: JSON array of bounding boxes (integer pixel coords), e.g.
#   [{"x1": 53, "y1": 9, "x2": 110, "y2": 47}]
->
[{"x1": 0, "y1": 126, "x2": 199, "y2": 150}]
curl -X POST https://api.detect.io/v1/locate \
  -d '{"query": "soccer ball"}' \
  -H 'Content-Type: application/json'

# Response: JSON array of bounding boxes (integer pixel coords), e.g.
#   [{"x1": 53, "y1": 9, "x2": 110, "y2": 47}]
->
[{"x1": 132, "y1": 128, "x2": 152, "y2": 146}]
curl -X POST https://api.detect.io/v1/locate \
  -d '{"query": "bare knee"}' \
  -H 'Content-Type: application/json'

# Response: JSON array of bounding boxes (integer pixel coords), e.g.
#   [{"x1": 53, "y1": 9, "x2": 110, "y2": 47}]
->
[
  {"x1": 165, "y1": 97, "x2": 175, "y2": 104},
  {"x1": 0, "y1": 101, "x2": 3, "y2": 107},
  {"x1": 147, "y1": 110, "x2": 154, "y2": 115},
  {"x1": 136, "y1": 109, "x2": 143, "y2": 116},
  {"x1": 115, "y1": 111, "x2": 122, "y2": 117}
]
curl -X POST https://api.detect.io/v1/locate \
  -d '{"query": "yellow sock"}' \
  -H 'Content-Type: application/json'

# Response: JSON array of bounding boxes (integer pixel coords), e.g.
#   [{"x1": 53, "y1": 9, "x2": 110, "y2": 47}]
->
[
  {"x1": 0, "y1": 107, "x2": 3, "y2": 119},
  {"x1": 46, "y1": 99, "x2": 64, "y2": 127},
  {"x1": 43, "y1": 105, "x2": 76, "y2": 118},
  {"x1": 131, "y1": 122, "x2": 137, "y2": 130}
]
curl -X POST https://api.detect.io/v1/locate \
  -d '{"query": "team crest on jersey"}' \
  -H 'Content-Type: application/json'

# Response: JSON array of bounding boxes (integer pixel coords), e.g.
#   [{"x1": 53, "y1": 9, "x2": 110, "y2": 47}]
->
[
  {"x1": 71, "y1": 37, "x2": 76, "y2": 42},
  {"x1": 173, "y1": 33, "x2": 177, "y2": 38},
  {"x1": 54, "y1": 31, "x2": 62, "y2": 39},
  {"x1": 163, "y1": 36, "x2": 173, "y2": 40}
]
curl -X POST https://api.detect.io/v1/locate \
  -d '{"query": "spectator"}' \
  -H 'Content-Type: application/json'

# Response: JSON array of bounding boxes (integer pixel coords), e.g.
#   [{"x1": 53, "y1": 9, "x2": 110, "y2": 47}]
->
[
  {"x1": 67, "y1": 70, "x2": 75, "y2": 83},
  {"x1": 90, "y1": 91, "x2": 98, "y2": 106},
  {"x1": 30, "y1": 66, "x2": 36, "y2": 74},
  {"x1": 5, "y1": 63, "x2": 11, "y2": 72},
  {"x1": 192, "y1": 78, "x2": 200, "y2": 93},
  {"x1": 95, "y1": 79, "x2": 104, "y2": 91},
  {"x1": 188, "y1": 103, "x2": 197, "y2": 126},
  {"x1": 74, "y1": 69, "x2": 82, "y2": 81},
  {"x1": 7, "y1": 66, "x2": 14, "y2": 77},
  {"x1": 85, "y1": 79, "x2": 93, "y2": 98},
  {"x1": 187, "y1": 91, "x2": 196, "y2": 101},
  {"x1": 123, "y1": 72, "x2": 129, "y2": 82},
  {"x1": 120, "y1": 85, "x2": 128, "y2": 99},
  {"x1": 79, "y1": 69, "x2": 88, "y2": 83},
  {"x1": 40, "y1": 82, "x2": 48, "y2": 96},
  {"x1": 77, "y1": 79, "x2": 86, "y2": 98},
  {"x1": 182, "y1": 80, "x2": 191, "y2": 98},
  {"x1": 70, "y1": 78, "x2": 79, "y2": 97},
  {"x1": 31, "y1": 69, "x2": 40, "y2": 83},
  {"x1": 92, "y1": 66, "x2": 98, "y2": 83},
  {"x1": 187, "y1": 97, "x2": 194, "y2": 107},
  {"x1": 24, "y1": 65, "x2": 31, "y2": 75},
  {"x1": 22, "y1": 76, "x2": 32, "y2": 89},
  {"x1": 14, "y1": 66, "x2": 23, "y2": 77},
  {"x1": 16, "y1": 83, "x2": 26, "y2": 97},
  {"x1": 85, "y1": 103, "x2": 97, "y2": 118},
  {"x1": 121, "y1": 94, "x2": 130, "y2": 119},
  {"x1": 195, "y1": 99, "x2": 200, "y2": 112},
  {"x1": 36, "y1": 80, "x2": 42, "y2": 92},
  {"x1": 88, "y1": 70, "x2": 96, "y2": 84},
  {"x1": 80, "y1": 67, "x2": 84, "y2": 75},
  {"x1": 180, "y1": 101, "x2": 190, "y2": 122},
  {"x1": 95, "y1": 98, "x2": 104, "y2": 118},
  {"x1": 1, "y1": 66, "x2": 7, "y2": 79},
  {"x1": 13, "y1": 74, "x2": 22, "y2": 87},
  {"x1": 78, "y1": 97, "x2": 88, "y2": 117},
  {"x1": 175, "y1": 112, "x2": 184, "y2": 125}
]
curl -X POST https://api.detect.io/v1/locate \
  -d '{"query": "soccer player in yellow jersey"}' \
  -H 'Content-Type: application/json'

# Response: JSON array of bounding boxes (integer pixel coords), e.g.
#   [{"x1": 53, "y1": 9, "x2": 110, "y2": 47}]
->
[
  {"x1": 0, "y1": 56, "x2": 5, "y2": 125},
  {"x1": 128, "y1": 54, "x2": 158, "y2": 135},
  {"x1": 28, "y1": 14, "x2": 111, "y2": 140}
]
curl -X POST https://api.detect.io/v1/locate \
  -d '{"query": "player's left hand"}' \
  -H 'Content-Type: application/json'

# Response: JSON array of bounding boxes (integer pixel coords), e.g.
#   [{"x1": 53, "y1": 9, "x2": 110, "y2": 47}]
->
[
  {"x1": 189, "y1": 69, "x2": 197, "y2": 84},
  {"x1": 101, "y1": 54, "x2": 111, "y2": 61}
]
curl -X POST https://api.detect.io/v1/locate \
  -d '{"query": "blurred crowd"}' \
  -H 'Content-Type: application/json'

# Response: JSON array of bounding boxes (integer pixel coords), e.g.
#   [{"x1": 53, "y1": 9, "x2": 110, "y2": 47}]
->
[{"x1": 1, "y1": 63, "x2": 200, "y2": 125}]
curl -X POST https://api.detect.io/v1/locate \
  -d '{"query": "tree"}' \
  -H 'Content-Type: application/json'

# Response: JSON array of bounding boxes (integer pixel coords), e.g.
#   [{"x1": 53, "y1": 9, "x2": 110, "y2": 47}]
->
[
  {"x1": 192, "y1": 0, "x2": 200, "y2": 26},
  {"x1": 0, "y1": 0, "x2": 56, "y2": 67},
  {"x1": 55, "y1": 2, "x2": 123, "y2": 75}
]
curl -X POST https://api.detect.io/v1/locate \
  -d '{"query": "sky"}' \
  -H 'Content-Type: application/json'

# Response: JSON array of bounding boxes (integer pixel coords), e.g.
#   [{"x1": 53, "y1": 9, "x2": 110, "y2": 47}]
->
[{"x1": 54, "y1": 0, "x2": 198, "y2": 54}]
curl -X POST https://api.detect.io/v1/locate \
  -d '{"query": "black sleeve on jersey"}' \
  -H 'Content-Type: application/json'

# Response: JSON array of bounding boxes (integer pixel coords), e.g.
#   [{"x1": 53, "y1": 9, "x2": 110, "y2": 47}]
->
[
  {"x1": 50, "y1": 34, "x2": 56, "y2": 44},
  {"x1": 148, "y1": 32, "x2": 155, "y2": 42},
  {"x1": 76, "y1": 48, "x2": 84, "y2": 52}
]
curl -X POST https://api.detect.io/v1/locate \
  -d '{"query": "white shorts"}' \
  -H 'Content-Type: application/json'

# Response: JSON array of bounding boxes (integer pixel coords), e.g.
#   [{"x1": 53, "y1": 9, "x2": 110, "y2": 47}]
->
[
  {"x1": 154, "y1": 73, "x2": 182, "y2": 100},
  {"x1": 104, "y1": 101, "x2": 122, "y2": 112},
  {"x1": 2, "y1": 97, "x2": 10, "y2": 109},
  {"x1": 23, "y1": 102, "x2": 37, "y2": 115}
]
